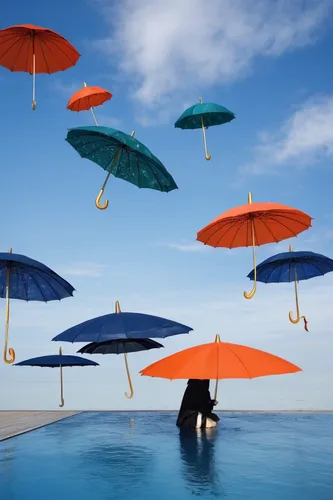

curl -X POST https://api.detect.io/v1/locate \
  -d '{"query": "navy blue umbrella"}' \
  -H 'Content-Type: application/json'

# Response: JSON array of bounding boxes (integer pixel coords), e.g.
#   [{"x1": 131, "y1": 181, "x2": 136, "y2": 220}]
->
[
  {"x1": 0, "y1": 248, "x2": 75, "y2": 364},
  {"x1": 52, "y1": 300, "x2": 193, "y2": 343},
  {"x1": 14, "y1": 347, "x2": 98, "y2": 407},
  {"x1": 78, "y1": 338, "x2": 164, "y2": 399},
  {"x1": 247, "y1": 244, "x2": 333, "y2": 331}
]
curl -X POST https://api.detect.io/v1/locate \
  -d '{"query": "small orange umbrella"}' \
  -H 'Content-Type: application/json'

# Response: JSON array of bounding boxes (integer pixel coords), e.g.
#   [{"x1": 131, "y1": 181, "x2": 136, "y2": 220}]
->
[
  {"x1": 0, "y1": 24, "x2": 80, "y2": 110},
  {"x1": 67, "y1": 82, "x2": 113, "y2": 125},
  {"x1": 197, "y1": 192, "x2": 312, "y2": 299},
  {"x1": 140, "y1": 334, "x2": 302, "y2": 400}
]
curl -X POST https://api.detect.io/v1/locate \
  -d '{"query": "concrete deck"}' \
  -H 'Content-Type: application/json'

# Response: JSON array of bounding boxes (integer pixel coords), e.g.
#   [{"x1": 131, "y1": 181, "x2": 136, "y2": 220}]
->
[{"x1": 0, "y1": 411, "x2": 80, "y2": 442}]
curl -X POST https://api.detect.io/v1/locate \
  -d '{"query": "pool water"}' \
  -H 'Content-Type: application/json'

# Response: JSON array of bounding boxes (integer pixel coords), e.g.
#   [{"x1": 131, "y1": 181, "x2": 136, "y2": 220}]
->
[{"x1": 1, "y1": 412, "x2": 332, "y2": 500}]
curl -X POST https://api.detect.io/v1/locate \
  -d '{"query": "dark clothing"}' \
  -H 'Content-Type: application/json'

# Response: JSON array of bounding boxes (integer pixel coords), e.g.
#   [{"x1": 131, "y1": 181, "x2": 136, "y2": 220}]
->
[{"x1": 176, "y1": 379, "x2": 219, "y2": 429}]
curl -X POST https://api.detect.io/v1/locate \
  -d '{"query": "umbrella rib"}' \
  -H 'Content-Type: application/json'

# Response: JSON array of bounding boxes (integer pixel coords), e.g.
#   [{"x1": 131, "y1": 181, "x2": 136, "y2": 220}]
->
[
  {"x1": 306, "y1": 261, "x2": 326, "y2": 278},
  {"x1": 77, "y1": 142, "x2": 118, "y2": 161},
  {"x1": 28, "y1": 273, "x2": 48, "y2": 301},
  {"x1": 0, "y1": 36, "x2": 27, "y2": 71},
  {"x1": 226, "y1": 346, "x2": 252, "y2": 378},
  {"x1": 39, "y1": 38, "x2": 51, "y2": 73},
  {"x1": 259, "y1": 218, "x2": 279, "y2": 243}
]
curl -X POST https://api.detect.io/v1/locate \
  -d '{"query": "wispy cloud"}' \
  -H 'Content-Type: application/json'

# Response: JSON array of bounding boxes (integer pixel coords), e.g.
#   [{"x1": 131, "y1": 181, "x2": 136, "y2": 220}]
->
[
  {"x1": 157, "y1": 240, "x2": 212, "y2": 253},
  {"x1": 93, "y1": 0, "x2": 331, "y2": 121},
  {"x1": 60, "y1": 262, "x2": 108, "y2": 277},
  {"x1": 242, "y1": 94, "x2": 333, "y2": 175},
  {"x1": 50, "y1": 79, "x2": 82, "y2": 97}
]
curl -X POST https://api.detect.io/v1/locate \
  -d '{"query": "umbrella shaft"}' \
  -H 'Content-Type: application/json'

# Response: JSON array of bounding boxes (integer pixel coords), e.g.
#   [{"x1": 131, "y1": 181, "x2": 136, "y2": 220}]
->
[{"x1": 90, "y1": 107, "x2": 98, "y2": 126}]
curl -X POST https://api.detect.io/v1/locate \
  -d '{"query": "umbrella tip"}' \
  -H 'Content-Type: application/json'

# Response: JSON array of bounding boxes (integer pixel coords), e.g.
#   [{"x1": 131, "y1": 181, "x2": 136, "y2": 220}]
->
[
  {"x1": 115, "y1": 300, "x2": 121, "y2": 313},
  {"x1": 59, "y1": 346, "x2": 63, "y2": 355},
  {"x1": 289, "y1": 244, "x2": 293, "y2": 252},
  {"x1": 215, "y1": 334, "x2": 221, "y2": 343},
  {"x1": 130, "y1": 130, "x2": 135, "y2": 137},
  {"x1": 248, "y1": 192, "x2": 253, "y2": 204},
  {"x1": 8, "y1": 248, "x2": 12, "y2": 254},
  {"x1": 83, "y1": 82, "x2": 87, "y2": 87},
  {"x1": 199, "y1": 97, "x2": 203, "y2": 104}
]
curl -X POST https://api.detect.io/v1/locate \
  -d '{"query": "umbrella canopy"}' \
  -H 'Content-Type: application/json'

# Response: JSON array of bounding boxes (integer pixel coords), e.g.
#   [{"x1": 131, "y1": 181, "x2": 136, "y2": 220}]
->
[
  {"x1": 66, "y1": 126, "x2": 178, "y2": 210},
  {"x1": 0, "y1": 24, "x2": 80, "y2": 110},
  {"x1": 174, "y1": 98, "x2": 235, "y2": 160},
  {"x1": 197, "y1": 192, "x2": 312, "y2": 299},
  {"x1": 14, "y1": 347, "x2": 98, "y2": 407},
  {"x1": 53, "y1": 300, "x2": 192, "y2": 343},
  {"x1": 0, "y1": 248, "x2": 75, "y2": 364},
  {"x1": 247, "y1": 244, "x2": 333, "y2": 331},
  {"x1": 140, "y1": 334, "x2": 302, "y2": 400},
  {"x1": 67, "y1": 82, "x2": 112, "y2": 125},
  {"x1": 78, "y1": 338, "x2": 164, "y2": 355},
  {"x1": 78, "y1": 338, "x2": 164, "y2": 399}
]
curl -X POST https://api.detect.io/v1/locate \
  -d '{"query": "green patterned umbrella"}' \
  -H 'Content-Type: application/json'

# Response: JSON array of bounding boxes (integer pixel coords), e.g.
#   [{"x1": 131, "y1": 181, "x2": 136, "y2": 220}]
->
[{"x1": 66, "y1": 126, "x2": 178, "y2": 210}]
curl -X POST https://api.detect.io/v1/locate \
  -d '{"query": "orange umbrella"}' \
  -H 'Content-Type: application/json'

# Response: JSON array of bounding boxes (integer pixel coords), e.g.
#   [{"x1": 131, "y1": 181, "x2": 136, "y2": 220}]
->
[
  {"x1": 197, "y1": 192, "x2": 312, "y2": 299},
  {"x1": 140, "y1": 334, "x2": 302, "y2": 400},
  {"x1": 0, "y1": 24, "x2": 80, "y2": 110},
  {"x1": 67, "y1": 82, "x2": 113, "y2": 125}
]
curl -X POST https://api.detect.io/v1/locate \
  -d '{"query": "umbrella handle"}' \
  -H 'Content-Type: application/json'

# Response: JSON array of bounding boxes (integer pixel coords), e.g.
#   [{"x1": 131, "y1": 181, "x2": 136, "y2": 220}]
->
[
  {"x1": 4, "y1": 266, "x2": 15, "y2": 364},
  {"x1": 244, "y1": 218, "x2": 257, "y2": 299},
  {"x1": 59, "y1": 365, "x2": 65, "y2": 407},
  {"x1": 288, "y1": 312, "x2": 309, "y2": 331},
  {"x1": 200, "y1": 116, "x2": 211, "y2": 161},
  {"x1": 124, "y1": 352, "x2": 134, "y2": 399},
  {"x1": 289, "y1": 268, "x2": 309, "y2": 331},
  {"x1": 95, "y1": 188, "x2": 109, "y2": 210},
  {"x1": 32, "y1": 52, "x2": 36, "y2": 111}
]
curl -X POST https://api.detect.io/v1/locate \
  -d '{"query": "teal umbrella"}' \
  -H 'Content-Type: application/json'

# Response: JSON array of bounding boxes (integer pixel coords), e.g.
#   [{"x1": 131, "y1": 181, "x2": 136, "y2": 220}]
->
[
  {"x1": 66, "y1": 126, "x2": 178, "y2": 210},
  {"x1": 174, "y1": 98, "x2": 235, "y2": 161}
]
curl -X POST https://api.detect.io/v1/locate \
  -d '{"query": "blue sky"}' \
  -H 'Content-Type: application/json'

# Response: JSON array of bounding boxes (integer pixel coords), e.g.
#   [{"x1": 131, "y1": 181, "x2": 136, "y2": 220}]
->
[{"x1": 1, "y1": 0, "x2": 333, "y2": 411}]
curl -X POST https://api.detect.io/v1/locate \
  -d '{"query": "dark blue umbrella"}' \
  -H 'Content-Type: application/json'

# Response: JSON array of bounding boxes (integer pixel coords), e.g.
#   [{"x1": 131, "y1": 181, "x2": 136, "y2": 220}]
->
[
  {"x1": 247, "y1": 244, "x2": 333, "y2": 331},
  {"x1": 0, "y1": 248, "x2": 75, "y2": 364},
  {"x1": 52, "y1": 300, "x2": 193, "y2": 343},
  {"x1": 78, "y1": 338, "x2": 164, "y2": 399},
  {"x1": 14, "y1": 347, "x2": 98, "y2": 407}
]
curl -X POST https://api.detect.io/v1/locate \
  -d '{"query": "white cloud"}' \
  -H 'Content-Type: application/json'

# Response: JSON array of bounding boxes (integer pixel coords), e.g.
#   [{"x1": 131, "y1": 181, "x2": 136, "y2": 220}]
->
[
  {"x1": 157, "y1": 241, "x2": 212, "y2": 253},
  {"x1": 60, "y1": 262, "x2": 108, "y2": 277},
  {"x1": 242, "y1": 94, "x2": 333, "y2": 174},
  {"x1": 94, "y1": 0, "x2": 331, "y2": 118}
]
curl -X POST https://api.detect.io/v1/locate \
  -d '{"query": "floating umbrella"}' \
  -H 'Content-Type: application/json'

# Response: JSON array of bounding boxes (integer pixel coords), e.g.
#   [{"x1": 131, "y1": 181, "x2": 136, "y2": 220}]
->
[
  {"x1": 66, "y1": 81, "x2": 113, "y2": 125},
  {"x1": 174, "y1": 98, "x2": 235, "y2": 161},
  {"x1": 66, "y1": 126, "x2": 178, "y2": 210},
  {"x1": 247, "y1": 244, "x2": 333, "y2": 331},
  {"x1": 14, "y1": 347, "x2": 98, "y2": 407},
  {"x1": 78, "y1": 338, "x2": 164, "y2": 399},
  {"x1": 197, "y1": 192, "x2": 312, "y2": 300},
  {"x1": 53, "y1": 300, "x2": 192, "y2": 343},
  {"x1": 0, "y1": 248, "x2": 75, "y2": 364},
  {"x1": 140, "y1": 334, "x2": 301, "y2": 400},
  {"x1": 0, "y1": 24, "x2": 80, "y2": 110}
]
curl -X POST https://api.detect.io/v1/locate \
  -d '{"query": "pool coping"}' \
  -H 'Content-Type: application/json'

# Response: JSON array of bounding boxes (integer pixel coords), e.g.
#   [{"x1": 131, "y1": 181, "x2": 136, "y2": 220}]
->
[{"x1": 0, "y1": 411, "x2": 82, "y2": 442}]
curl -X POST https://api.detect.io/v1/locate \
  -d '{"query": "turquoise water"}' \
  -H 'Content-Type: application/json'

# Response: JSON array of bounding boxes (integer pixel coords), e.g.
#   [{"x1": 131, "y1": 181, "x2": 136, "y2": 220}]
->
[{"x1": 1, "y1": 412, "x2": 332, "y2": 499}]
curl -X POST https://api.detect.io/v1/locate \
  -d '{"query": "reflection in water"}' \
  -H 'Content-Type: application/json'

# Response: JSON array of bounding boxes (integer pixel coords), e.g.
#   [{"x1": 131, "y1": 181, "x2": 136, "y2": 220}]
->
[
  {"x1": 179, "y1": 428, "x2": 224, "y2": 497},
  {"x1": 81, "y1": 442, "x2": 155, "y2": 496}
]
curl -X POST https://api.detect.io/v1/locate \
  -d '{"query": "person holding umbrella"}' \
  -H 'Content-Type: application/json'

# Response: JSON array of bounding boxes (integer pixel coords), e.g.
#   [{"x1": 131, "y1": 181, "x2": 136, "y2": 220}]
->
[{"x1": 176, "y1": 379, "x2": 219, "y2": 430}]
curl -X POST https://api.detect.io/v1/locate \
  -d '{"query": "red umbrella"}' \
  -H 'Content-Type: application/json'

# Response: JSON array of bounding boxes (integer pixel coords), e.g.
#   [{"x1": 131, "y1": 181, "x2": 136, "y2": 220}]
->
[
  {"x1": 67, "y1": 82, "x2": 112, "y2": 125},
  {"x1": 0, "y1": 24, "x2": 80, "y2": 110}
]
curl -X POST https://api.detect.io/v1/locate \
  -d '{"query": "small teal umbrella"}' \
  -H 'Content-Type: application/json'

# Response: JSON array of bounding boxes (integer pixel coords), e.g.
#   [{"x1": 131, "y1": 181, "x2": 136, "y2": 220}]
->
[
  {"x1": 174, "y1": 98, "x2": 235, "y2": 161},
  {"x1": 66, "y1": 126, "x2": 178, "y2": 210}
]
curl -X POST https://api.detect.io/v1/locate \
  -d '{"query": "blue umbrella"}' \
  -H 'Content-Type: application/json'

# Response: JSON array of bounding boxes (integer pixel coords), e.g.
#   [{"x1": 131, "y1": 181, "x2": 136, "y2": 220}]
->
[
  {"x1": 78, "y1": 338, "x2": 164, "y2": 399},
  {"x1": 52, "y1": 300, "x2": 193, "y2": 343},
  {"x1": 0, "y1": 248, "x2": 75, "y2": 364},
  {"x1": 14, "y1": 347, "x2": 98, "y2": 407},
  {"x1": 66, "y1": 126, "x2": 178, "y2": 210},
  {"x1": 174, "y1": 98, "x2": 235, "y2": 161},
  {"x1": 247, "y1": 244, "x2": 333, "y2": 331}
]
